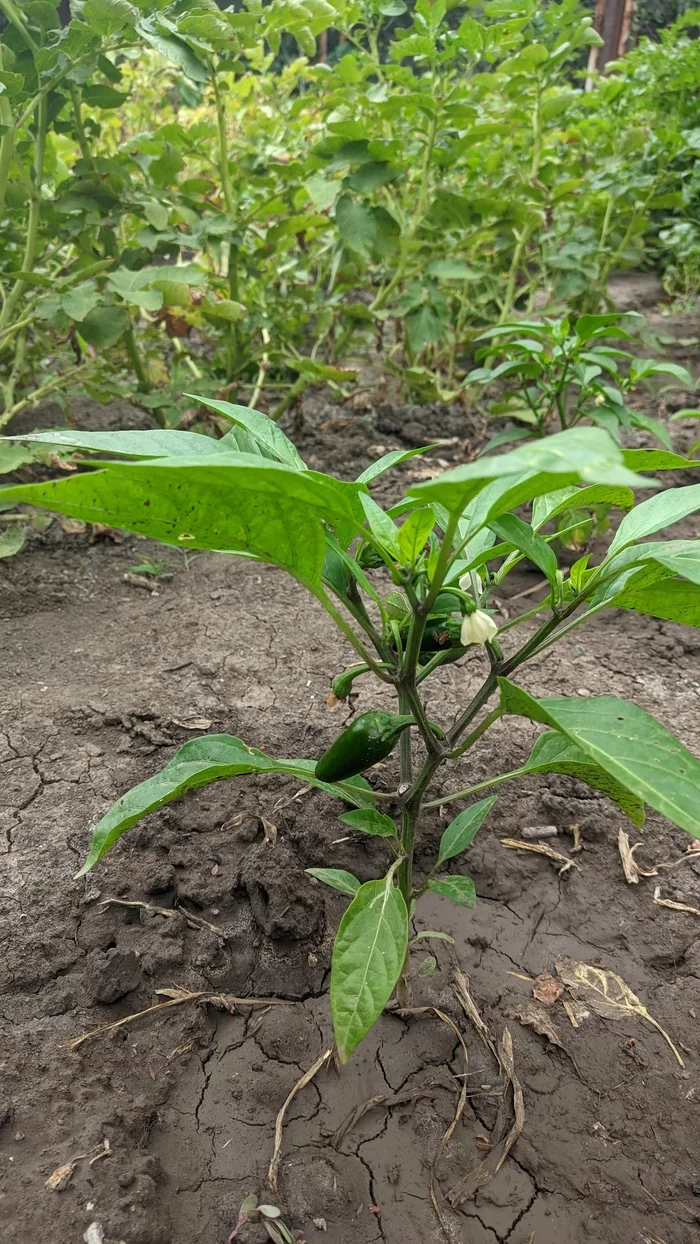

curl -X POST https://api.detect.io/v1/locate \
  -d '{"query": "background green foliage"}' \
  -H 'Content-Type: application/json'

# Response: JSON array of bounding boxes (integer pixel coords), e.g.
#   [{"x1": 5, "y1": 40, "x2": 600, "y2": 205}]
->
[{"x1": 0, "y1": 0, "x2": 698, "y2": 427}]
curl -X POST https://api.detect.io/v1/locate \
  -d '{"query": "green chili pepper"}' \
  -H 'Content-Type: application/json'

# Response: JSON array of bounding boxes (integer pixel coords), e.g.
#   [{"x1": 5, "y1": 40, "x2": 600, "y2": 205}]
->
[{"x1": 315, "y1": 711, "x2": 416, "y2": 783}]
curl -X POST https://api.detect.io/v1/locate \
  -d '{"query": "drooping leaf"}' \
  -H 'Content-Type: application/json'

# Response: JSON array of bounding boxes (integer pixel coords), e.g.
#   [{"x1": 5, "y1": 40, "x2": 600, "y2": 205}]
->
[
  {"x1": 331, "y1": 876, "x2": 409, "y2": 1061},
  {"x1": 136, "y1": 18, "x2": 210, "y2": 82},
  {"x1": 1, "y1": 456, "x2": 366, "y2": 588},
  {"x1": 427, "y1": 876, "x2": 477, "y2": 907},
  {"x1": 306, "y1": 868, "x2": 360, "y2": 897},
  {"x1": 622, "y1": 449, "x2": 700, "y2": 473},
  {"x1": 499, "y1": 681, "x2": 700, "y2": 838},
  {"x1": 338, "y1": 808, "x2": 398, "y2": 840},
  {"x1": 76, "y1": 734, "x2": 374, "y2": 876},
  {"x1": 186, "y1": 395, "x2": 307, "y2": 471},
  {"x1": 437, "y1": 796, "x2": 497, "y2": 865}
]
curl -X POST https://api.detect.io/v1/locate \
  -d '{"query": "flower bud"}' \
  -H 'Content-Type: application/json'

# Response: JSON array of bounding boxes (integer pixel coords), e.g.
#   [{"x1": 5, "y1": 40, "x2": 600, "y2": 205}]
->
[{"x1": 460, "y1": 608, "x2": 499, "y2": 646}]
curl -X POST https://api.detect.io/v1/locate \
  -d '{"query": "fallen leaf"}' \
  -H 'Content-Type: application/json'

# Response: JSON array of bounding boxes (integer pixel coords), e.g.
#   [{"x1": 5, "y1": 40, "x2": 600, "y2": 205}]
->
[
  {"x1": 312, "y1": 1219, "x2": 327, "y2": 1231},
  {"x1": 618, "y1": 828, "x2": 641, "y2": 884},
  {"x1": 46, "y1": 1161, "x2": 78, "y2": 1191},
  {"x1": 58, "y1": 517, "x2": 85, "y2": 535},
  {"x1": 555, "y1": 956, "x2": 684, "y2": 1067},
  {"x1": 562, "y1": 998, "x2": 589, "y2": 1029},
  {"x1": 502, "y1": 999, "x2": 564, "y2": 1048},
  {"x1": 532, "y1": 971, "x2": 563, "y2": 1006},
  {"x1": 653, "y1": 886, "x2": 700, "y2": 919},
  {"x1": 123, "y1": 572, "x2": 155, "y2": 591},
  {"x1": 170, "y1": 716, "x2": 213, "y2": 730}
]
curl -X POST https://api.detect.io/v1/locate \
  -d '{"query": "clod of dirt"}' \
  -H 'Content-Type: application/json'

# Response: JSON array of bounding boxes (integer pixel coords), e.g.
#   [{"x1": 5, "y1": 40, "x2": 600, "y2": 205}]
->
[
  {"x1": 241, "y1": 842, "x2": 321, "y2": 940},
  {"x1": 82, "y1": 947, "x2": 142, "y2": 1004}
]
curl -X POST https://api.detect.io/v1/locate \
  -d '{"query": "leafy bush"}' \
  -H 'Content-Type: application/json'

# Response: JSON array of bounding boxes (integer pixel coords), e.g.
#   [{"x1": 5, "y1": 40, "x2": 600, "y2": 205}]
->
[
  {"x1": 0, "y1": 0, "x2": 697, "y2": 423},
  {"x1": 5, "y1": 411, "x2": 700, "y2": 1058}
]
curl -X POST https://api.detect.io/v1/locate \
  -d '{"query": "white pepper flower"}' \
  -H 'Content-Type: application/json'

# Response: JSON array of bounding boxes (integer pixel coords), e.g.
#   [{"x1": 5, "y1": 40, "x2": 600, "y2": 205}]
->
[{"x1": 460, "y1": 609, "x2": 499, "y2": 647}]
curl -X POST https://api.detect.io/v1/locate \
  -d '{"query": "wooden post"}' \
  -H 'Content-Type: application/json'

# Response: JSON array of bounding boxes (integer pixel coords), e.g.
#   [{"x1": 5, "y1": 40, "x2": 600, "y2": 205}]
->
[{"x1": 586, "y1": 0, "x2": 636, "y2": 85}]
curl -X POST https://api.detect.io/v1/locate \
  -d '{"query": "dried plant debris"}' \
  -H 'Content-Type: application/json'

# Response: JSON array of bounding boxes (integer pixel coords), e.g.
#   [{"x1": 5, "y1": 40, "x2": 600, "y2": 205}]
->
[
  {"x1": 653, "y1": 887, "x2": 700, "y2": 918},
  {"x1": 618, "y1": 828, "x2": 642, "y2": 884},
  {"x1": 532, "y1": 970, "x2": 564, "y2": 1006},
  {"x1": 500, "y1": 837, "x2": 581, "y2": 873},
  {"x1": 555, "y1": 957, "x2": 684, "y2": 1067},
  {"x1": 501, "y1": 999, "x2": 565, "y2": 1049}
]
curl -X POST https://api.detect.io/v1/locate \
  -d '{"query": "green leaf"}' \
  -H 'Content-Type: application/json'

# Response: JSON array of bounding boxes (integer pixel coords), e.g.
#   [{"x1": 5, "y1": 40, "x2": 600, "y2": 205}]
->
[
  {"x1": 78, "y1": 304, "x2": 129, "y2": 348},
  {"x1": 628, "y1": 410, "x2": 672, "y2": 451},
  {"x1": 408, "y1": 428, "x2": 653, "y2": 519},
  {"x1": 136, "y1": 18, "x2": 210, "y2": 83},
  {"x1": 629, "y1": 359, "x2": 693, "y2": 388},
  {"x1": 201, "y1": 298, "x2": 246, "y2": 322},
  {"x1": 331, "y1": 876, "x2": 409, "y2": 1061},
  {"x1": 427, "y1": 259, "x2": 481, "y2": 281},
  {"x1": 0, "y1": 442, "x2": 34, "y2": 473},
  {"x1": 356, "y1": 445, "x2": 435, "y2": 486},
  {"x1": 347, "y1": 162, "x2": 399, "y2": 193},
  {"x1": 83, "y1": 0, "x2": 135, "y2": 36},
  {"x1": 0, "y1": 457, "x2": 366, "y2": 590},
  {"x1": 427, "y1": 876, "x2": 477, "y2": 907},
  {"x1": 489, "y1": 513, "x2": 558, "y2": 587},
  {"x1": 339, "y1": 808, "x2": 398, "y2": 840},
  {"x1": 82, "y1": 84, "x2": 130, "y2": 110},
  {"x1": 75, "y1": 734, "x2": 373, "y2": 875},
  {"x1": 531, "y1": 484, "x2": 635, "y2": 530},
  {"x1": 335, "y1": 195, "x2": 376, "y2": 254},
  {"x1": 457, "y1": 15, "x2": 485, "y2": 53},
  {"x1": 10, "y1": 429, "x2": 232, "y2": 459},
  {"x1": 398, "y1": 507, "x2": 435, "y2": 566},
  {"x1": 360, "y1": 494, "x2": 401, "y2": 559},
  {"x1": 515, "y1": 730, "x2": 645, "y2": 826},
  {"x1": 107, "y1": 267, "x2": 162, "y2": 311},
  {"x1": 498, "y1": 681, "x2": 700, "y2": 839},
  {"x1": 0, "y1": 526, "x2": 25, "y2": 558},
  {"x1": 606, "y1": 484, "x2": 700, "y2": 558},
  {"x1": 622, "y1": 449, "x2": 700, "y2": 473},
  {"x1": 188, "y1": 396, "x2": 307, "y2": 471},
  {"x1": 437, "y1": 796, "x2": 497, "y2": 866},
  {"x1": 61, "y1": 283, "x2": 100, "y2": 323},
  {"x1": 612, "y1": 575, "x2": 700, "y2": 629},
  {"x1": 306, "y1": 868, "x2": 360, "y2": 897}
]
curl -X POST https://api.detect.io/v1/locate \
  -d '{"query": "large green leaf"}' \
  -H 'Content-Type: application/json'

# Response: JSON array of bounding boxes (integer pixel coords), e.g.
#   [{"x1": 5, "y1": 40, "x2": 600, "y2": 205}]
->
[
  {"x1": 499, "y1": 681, "x2": 700, "y2": 838},
  {"x1": 437, "y1": 796, "x2": 497, "y2": 866},
  {"x1": 186, "y1": 395, "x2": 307, "y2": 471},
  {"x1": 612, "y1": 575, "x2": 700, "y2": 629},
  {"x1": 77, "y1": 734, "x2": 374, "y2": 876},
  {"x1": 606, "y1": 484, "x2": 700, "y2": 558},
  {"x1": 10, "y1": 429, "x2": 229, "y2": 459},
  {"x1": 339, "y1": 808, "x2": 398, "y2": 840},
  {"x1": 335, "y1": 195, "x2": 376, "y2": 254},
  {"x1": 136, "y1": 17, "x2": 210, "y2": 82},
  {"x1": 597, "y1": 540, "x2": 700, "y2": 588},
  {"x1": 2, "y1": 456, "x2": 366, "y2": 588},
  {"x1": 514, "y1": 730, "x2": 646, "y2": 826},
  {"x1": 331, "y1": 876, "x2": 409, "y2": 1061},
  {"x1": 409, "y1": 428, "x2": 652, "y2": 520}
]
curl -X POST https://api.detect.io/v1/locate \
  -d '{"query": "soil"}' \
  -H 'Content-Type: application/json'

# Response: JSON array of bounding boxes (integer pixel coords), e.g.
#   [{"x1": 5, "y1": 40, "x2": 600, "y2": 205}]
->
[{"x1": 2, "y1": 301, "x2": 700, "y2": 1244}]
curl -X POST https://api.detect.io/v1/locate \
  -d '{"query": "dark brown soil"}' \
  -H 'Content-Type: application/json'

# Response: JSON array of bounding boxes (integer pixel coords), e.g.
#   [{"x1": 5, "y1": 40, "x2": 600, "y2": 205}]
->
[{"x1": 2, "y1": 313, "x2": 700, "y2": 1244}]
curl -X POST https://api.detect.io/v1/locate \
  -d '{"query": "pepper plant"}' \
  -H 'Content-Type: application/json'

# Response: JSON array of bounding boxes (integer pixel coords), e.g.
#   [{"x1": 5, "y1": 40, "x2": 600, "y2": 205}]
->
[{"x1": 5, "y1": 413, "x2": 700, "y2": 1061}]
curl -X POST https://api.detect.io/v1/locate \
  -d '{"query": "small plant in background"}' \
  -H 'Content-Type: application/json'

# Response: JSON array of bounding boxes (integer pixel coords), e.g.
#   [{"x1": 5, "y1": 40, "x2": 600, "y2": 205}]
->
[
  {"x1": 6, "y1": 409, "x2": 700, "y2": 1060},
  {"x1": 228, "y1": 1194, "x2": 295, "y2": 1244},
  {"x1": 466, "y1": 312, "x2": 694, "y2": 451}
]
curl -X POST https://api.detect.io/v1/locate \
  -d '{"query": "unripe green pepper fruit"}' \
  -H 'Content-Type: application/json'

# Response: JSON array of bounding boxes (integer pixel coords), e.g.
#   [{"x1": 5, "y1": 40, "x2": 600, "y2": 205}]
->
[{"x1": 315, "y1": 711, "x2": 416, "y2": 783}]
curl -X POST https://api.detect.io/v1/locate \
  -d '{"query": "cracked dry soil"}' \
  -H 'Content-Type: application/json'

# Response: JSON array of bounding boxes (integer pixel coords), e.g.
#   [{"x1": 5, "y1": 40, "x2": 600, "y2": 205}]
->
[{"x1": 2, "y1": 375, "x2": 700, "y2": 1244}]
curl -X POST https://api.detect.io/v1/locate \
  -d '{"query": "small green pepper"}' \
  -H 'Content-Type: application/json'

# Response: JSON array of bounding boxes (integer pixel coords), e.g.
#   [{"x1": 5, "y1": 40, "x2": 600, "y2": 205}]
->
[{"x1": 315, "y1": 711, "x2": 415, "y2": 783}]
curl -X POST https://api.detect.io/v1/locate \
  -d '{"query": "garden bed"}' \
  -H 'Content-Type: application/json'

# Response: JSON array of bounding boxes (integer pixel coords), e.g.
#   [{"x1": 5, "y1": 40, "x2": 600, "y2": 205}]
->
[{"x1": 2, "y1": 321, "x2": 700, "y2": 1244}]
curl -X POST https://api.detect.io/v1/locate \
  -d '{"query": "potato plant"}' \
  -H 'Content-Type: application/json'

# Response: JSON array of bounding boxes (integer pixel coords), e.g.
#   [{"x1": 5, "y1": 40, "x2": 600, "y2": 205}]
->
[{"x1": 6, "y1": 412, "x2": 700, "y2": 1060}]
